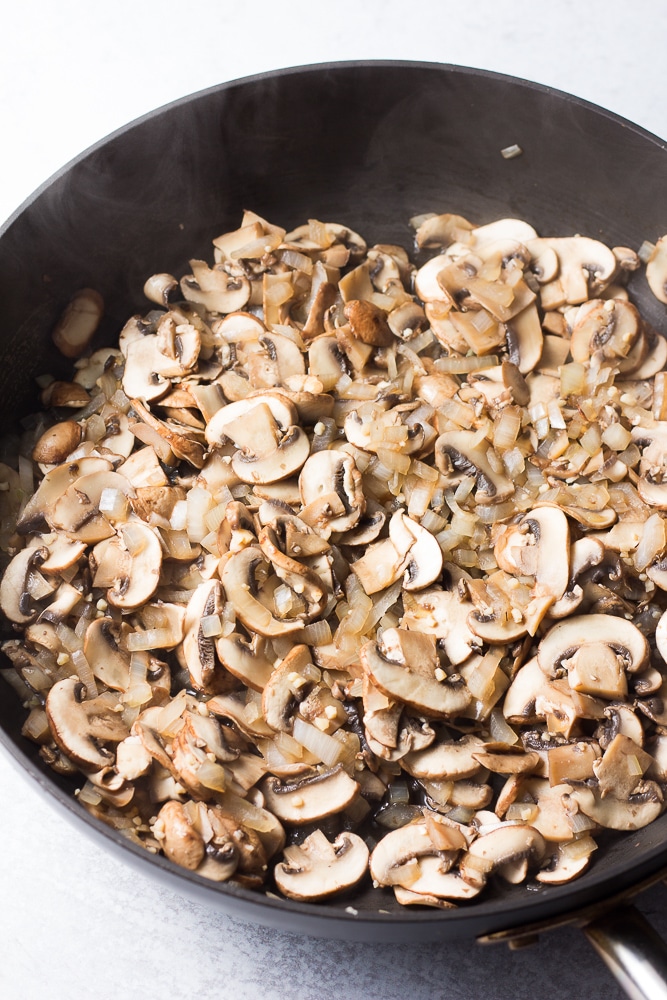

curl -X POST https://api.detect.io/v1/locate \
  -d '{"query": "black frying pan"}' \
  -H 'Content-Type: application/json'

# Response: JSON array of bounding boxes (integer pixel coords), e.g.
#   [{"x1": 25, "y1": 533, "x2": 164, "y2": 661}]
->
[{"x1": 2, "y1": 61, "x2": 667, "y2": 995}]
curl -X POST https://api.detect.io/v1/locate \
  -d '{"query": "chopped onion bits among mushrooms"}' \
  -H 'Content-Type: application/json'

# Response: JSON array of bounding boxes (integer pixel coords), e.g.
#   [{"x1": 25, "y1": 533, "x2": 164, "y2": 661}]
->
[{"x1": 4, "y1": 208, "x2": 667, "y2": 908}]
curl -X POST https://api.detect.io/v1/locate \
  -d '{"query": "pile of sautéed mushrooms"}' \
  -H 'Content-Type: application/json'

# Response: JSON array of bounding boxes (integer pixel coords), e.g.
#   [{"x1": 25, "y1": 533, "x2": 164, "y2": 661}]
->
[{"x1": 4, "y1": 211, "x2": 667, "y2": 907}]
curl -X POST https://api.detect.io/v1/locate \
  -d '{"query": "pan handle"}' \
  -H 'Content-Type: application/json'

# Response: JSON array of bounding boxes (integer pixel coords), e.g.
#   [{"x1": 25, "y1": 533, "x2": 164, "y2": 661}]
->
[{"x1": 584, "y1": 904, "x2": 667, "y2": 1000}]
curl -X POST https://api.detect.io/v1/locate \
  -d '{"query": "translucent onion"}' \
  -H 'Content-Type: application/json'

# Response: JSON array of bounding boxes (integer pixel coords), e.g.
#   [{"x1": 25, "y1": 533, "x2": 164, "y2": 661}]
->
[
  {"x1": 292, "y1": 717, "x2": 348, "y2": 767},
  {"x1": 70, "y1": 648, "x2": 98, "y2": 698},
  {"x1": 488, "y1": 707, "x2": 520, "y2": 746},
  {"x1": 634, "y1": 512, "x2": 665, "y2": 571}
]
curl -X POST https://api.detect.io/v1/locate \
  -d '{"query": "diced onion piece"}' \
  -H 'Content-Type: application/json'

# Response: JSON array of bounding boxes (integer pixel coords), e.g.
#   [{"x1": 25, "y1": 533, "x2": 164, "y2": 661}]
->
[
  {"x1": 561, "y1": 835, "x2": 598, "y2": 860},
  {"x1": 186, "y1": 487, "x2": 214, "y2": 543},
  {"x1": 170, "y1": 500, "x2": 188, "y2": 531},
  {"x1": 292, "y1": 716, "x2": 349, "y2": 767},
  {"x1": 488, "y1": 708, "x2": 520, "y2": 745},
  {"x1": 70, "y1": 648, "x2": 98, "y2": 698},
  {"x1": 195, "y1": 759, "x2": 228, "y2": 793}
]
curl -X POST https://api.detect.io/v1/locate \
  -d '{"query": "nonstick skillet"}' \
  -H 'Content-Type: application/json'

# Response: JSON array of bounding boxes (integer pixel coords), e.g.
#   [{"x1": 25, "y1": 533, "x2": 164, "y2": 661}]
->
[{"x1": 2, "y1": 61, "x2": 667, "y2": 999}]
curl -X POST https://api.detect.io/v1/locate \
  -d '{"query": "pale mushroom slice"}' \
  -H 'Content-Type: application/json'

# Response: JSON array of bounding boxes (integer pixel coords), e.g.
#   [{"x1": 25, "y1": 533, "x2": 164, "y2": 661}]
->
[
  {"x1": 83, "y1": 617, "x2": 131, "y2": 691},
  {"x1": 536, "y1": 613, "x2": 649, "y2": 700},
  {"x1": 181, "y1": 259, "x2": 251, "y2": 314},
  {"x1": 274, "y1": 829, "x2": 369, "y2": 901},
  {"x1": 592, "y1": 733, "x2": 654, "y2": 800},
  {"x1": 631, "y1": 424, "x2": 667, "y2": 507},
  {"x1": 459, "y1": 824, "x2": 546, "y2": 889},
  {"x1": 105, "y1": 521, "x2": 163, "y2": 611},
  {"x1": 369, "y1": 818, "x2": 459, "y2": 890},
  {"x1": 563, "y1": 780, "x2": 664, "y2": 831},
  {"x1": 435, "y1": 430, "x2": 513, "y2": 504},
  {"x1": 261, "y1": 644, "x2": 317, "y2": 732},
  {"x1": 181, "y1": 579, "x2": 224, "y2": 692},
  {"x1": 526, "y1": 236, "x2": 617, "y2": 308},
  {"x1": 257, "y1": 523, "x2": 329, "y2": 620},
  {"x1": 646, "y1": 235, "x2": 667, "y2": 304},
  {"x1": 494, "y1": 506, "x2": 570, "y2": 618},
  {"x1": 536, "y1": 842, "x2": 596, "y2": 885},
  {"x1": 259, "y1": 766, "x2": 359, "y2": 825},
  {"x1": 45, "y1": 676, "x2": 129, "y2": 770},
  {"x1": 220, "y1": 546, "x2": 308, "y2": 637},
  {"x1": 400, "y1": 567, "x2": 483, "y2": 666},
  {"x1": 215, "y1": 631, "x2": 274, "y2": 691},
  {"x1": 402, "y1": 735, "x2": 487, "y2": 782},
  {"x1": 0, "y1": 544, "x2": 50, "y2": 624},
  {"x1": 298, "y1": 450, "x2": 365, "y2": 536},
  {"x1": 569, "y1": 298, "x2": 642, "y2": 364},
  {"x1": 360, "y1": 630, "x2": 471, "y2": 719},
  {"x1": 16, "y1": 456, "x2": 113, "y2": 535}
]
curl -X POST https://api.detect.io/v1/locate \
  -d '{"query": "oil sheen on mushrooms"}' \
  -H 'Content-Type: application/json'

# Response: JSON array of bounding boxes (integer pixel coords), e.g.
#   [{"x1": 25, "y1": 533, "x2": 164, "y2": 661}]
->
[{"x1": 4, "y1": 209, "x2": 667, "y2": 907}]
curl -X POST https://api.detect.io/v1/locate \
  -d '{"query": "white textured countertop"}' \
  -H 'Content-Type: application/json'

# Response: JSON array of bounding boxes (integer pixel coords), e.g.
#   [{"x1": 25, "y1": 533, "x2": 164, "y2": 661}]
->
[{"x1": 3, "y1": 3, "x2": 667, "y2": 998}]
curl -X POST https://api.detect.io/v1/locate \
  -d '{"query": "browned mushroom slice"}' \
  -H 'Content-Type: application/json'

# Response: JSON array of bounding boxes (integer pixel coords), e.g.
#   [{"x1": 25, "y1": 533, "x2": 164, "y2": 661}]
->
[
  {"x1": 274, "y1": 829, "x2": 369, "y2": 901},
  {"x1": 45, "y1": 676, "x2": 129, "y2": 770},
  {"x1": 52, "y1": 289, "x2": 104, "y2": 359},
  {"x1": 155, "y1": 800, "x2": 241, "y2": 882},
  {"x1": 259, "y1": 766, "x2": 359, "y2": 825},
  {"x1": 592, "y1": 733, "x2": 654, "y2": 799},
  {"x1": 32, "y1": 420, "x2": 83, "y2": 466}
]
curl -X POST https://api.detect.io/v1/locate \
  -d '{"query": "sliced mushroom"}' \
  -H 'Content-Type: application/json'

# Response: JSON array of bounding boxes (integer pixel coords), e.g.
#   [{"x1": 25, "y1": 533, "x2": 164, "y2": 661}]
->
[
  {"x1": 259, "y1": 766, "x2": 359, "y2": 824},
  {"x1": 564, "y1": 781, "x2": 664, "y2": 831},
  {"x1": 537, "y1": 613, "x2": 648, "y2": 700},
  {"x1": 360, "y1": 631, "x2": 471, "y2": 719},
  {"x1": 646, "y1": 236, "x2": 667, "y2": 304},
  {"x1": 274, "y1": 829, "x2": 369, "y2": 901},
  {"x1": 45, "y1": 676, "x2": 129, "y2": 770},
  {"x1": 220, "y1": 546, "x2": 307, "y2": 637},
  {"x1": 435, "y1": 430, "x2": 513, "y2": 503},
  {"x1": 298, "y1": 450, "x2": 364, "y2": 535}
]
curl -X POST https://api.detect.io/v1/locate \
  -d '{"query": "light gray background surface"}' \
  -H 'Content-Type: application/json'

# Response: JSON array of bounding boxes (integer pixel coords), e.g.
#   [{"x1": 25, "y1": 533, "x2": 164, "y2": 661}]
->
[{"x1": 2, "y1": 2, "x2": 667, "y2": 998}]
